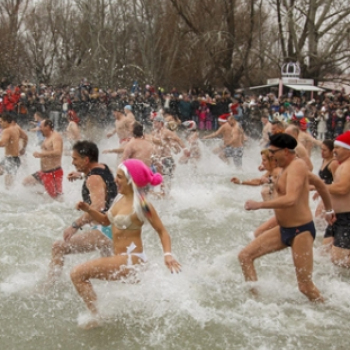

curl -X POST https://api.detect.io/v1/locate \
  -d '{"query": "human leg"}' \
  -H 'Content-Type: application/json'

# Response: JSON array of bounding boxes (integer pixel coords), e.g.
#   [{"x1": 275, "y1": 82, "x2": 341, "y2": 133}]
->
[
  {"x1": 238, "y1": 226, "x2": 286, "y2": 283},
  {"x1": 70, "y1": 255, "x2": 141, "y2": 323},
  {"x1": 232, "y1": 147, "x2": 243, "y2": 168},
  {"x1": 331, "y1": 212, "x2": 350, "y2": 267},
  {"x1": 331, "y1": 246, "x2": 350, "y2": 268},
  {"x1": 291, "y1": 231, "x2": 324, "y2": 302},
  {"x1": 254, "y1": 216, "x2": 278, "y2": 237},
  {"x1": 48, "y1": 229, "x2": 113, "y2": 283},
  {"x1": 22, "y1": 174, "x2": 41, "y2": 187}
]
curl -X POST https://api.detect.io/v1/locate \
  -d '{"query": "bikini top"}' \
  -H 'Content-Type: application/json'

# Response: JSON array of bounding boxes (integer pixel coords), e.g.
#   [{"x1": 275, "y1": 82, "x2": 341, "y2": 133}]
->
[
  {"x1": 107, "y1": 195, "x2": 143, "y2": 230},
  {"x1": 318, "y1": 160, "x2": 334, "y2": 185}
]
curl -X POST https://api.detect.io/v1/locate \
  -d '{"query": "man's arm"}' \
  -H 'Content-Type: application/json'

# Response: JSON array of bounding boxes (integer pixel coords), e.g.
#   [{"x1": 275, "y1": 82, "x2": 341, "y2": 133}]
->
[
  {"x1": 202, "y1": 125, "x2": 223, "y2": 139},
  {"x1": 165, "y1": 130, "x2": 186, "y2": 148},
  {"x1": 0, "y1": 129, "x2": 10, "y2": 147},
  {"x1": 64, "y1": 175, "x2": 108, "y2": 241},
  {"x1": 18, "y1": 127, "x2": 28, "y2": 153},
  {"x1": 327, "y1": 164, "x2": 350, "y2": 195},
  {"x1": 308, "y1": 172, "x2": 332, "y2": 210},
  {"x1": 296, "y1": 145, "x2": 313, "y2": 171},
  {"x1": 121, "y1": 142, "x2": 133, "y2": 161},
  {"x1": 249, "y1": 161, "x2": 306, "y2": 210},
  {"x1": 72, "y1": 175, "x2": 107, "y2": 228}
]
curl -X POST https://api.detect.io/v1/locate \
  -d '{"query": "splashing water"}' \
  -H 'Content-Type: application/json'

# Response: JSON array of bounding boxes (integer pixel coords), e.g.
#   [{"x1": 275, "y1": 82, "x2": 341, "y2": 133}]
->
[{"x1": 0, "y1": 131, "x2": 349, "y2": 349}]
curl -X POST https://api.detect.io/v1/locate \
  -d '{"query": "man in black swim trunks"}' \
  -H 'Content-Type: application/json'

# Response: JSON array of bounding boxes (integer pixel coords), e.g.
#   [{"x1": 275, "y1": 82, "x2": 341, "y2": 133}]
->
[{"x1": 239, "y1": 133, "x2": 335, "y2": 302}]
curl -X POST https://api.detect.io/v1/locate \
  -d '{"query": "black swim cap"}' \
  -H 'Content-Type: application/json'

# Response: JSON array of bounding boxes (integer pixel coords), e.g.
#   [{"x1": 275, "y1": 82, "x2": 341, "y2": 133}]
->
[{"x1": 269, "y1": 133, "x2": 297, "y2": 149}]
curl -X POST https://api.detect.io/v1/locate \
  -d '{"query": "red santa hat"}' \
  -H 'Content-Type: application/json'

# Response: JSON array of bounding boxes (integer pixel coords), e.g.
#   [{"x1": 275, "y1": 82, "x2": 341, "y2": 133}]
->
[
  {"x1": 334, "y1": 131, "x2": 350, "y2": 150},
  {"x1": 218, "y1": 113, "x2": 230, "y2": 122},
  {"x1": 229, "y1": 103, "x2": 239, "y2": 115},
  {"x1": 298, "y1": 117, "x2": 308, "y2": 131}
]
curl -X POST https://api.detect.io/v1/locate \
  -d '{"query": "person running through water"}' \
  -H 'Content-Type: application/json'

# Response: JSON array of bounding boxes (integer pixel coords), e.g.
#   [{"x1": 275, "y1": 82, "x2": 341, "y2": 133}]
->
[
  {"x1": 239, "y1": 133, "x2": 335, "y2": 302},
  {"x1": 71, "y1": 159, "x2": 181, "y2": 328}
]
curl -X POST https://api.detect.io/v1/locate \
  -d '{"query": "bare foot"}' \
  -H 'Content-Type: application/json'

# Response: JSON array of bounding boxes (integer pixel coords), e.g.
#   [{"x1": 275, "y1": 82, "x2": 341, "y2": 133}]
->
[
  {"x1": 78, "y1": 316, "x2": 102, "y2": 330},
  {"x1": 249, "y1": 286, "x2": 259, "y2": 298}
]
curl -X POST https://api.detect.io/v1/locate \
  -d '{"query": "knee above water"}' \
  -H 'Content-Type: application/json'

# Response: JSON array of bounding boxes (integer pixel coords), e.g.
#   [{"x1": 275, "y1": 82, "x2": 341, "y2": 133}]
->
[
  {"x1": 238, "y1": 250, "x2": 252, "y2": 264},
  {"x1": 52, "y1": 240, "x2": 66, "y2": 253}
]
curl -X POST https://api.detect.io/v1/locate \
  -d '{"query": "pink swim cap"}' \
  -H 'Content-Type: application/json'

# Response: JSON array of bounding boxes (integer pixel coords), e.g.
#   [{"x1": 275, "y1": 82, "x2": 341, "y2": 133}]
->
[{"x1": 122, "y1": 159, "x2": 163, "y2": 187}]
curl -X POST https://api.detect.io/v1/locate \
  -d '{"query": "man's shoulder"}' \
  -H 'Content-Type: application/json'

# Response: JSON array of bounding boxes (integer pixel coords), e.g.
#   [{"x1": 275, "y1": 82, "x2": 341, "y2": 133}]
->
[
  {"x1": 53, "y1": 131, "x2": 63, "y2": 141},
  {"x1": 337, "y1": 158, "x2": 350, "y2": 173},
  {"x1": 289, "y1": 157, "x2": 308, "y2": 172}
]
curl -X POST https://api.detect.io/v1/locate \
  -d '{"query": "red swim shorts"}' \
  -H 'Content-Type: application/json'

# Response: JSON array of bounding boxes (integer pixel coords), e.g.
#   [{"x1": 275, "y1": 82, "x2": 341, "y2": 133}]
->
[{"x1": 32, "y1": 167, "x2": 63, "y2": 198}]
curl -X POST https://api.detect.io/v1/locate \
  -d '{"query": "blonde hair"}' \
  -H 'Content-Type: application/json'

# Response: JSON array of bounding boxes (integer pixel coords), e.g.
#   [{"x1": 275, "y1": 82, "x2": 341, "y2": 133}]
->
[
  {"x1": 260, "y1": 149, "x2": 275, "y2": 167},
  {"x1": 118, "y1": 163, "x2": 145, "y2": 222}
]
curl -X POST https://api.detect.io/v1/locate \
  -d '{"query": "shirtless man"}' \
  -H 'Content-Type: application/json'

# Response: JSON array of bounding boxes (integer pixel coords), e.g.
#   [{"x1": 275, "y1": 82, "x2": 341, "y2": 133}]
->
[
  {"x1": 179, "y1": 121, "x2": 201, "y2": 164},
  {"x1": 121, "y1": 121, "x2": 154, "y2": 167},
  {"x1": 284, "y1": 125, "x2": 313, "y2": 171},
  {"x1": 260, "y1": 115, "x2": 272, "y2": 148},
  {"x1": 324, "y1": 131, "x2": 350, "y2": 267},
  {"x1": 239, "y1": 133, "x2": 335, "y2": 302},
  {"x1": 203, "y1": 115, "x2": 244, "y2": 167},
  {"x1": 124, "y1": 105, "x2": 136, "y2": 121},
  {"x1": 22, "y1": 119, "x2": 64, "y2": 198},
  {"x1": 29, "y1": 111, "x2": 45, "y2": 146},
  {"x1": 66, "y1": 111, "x2": 81, "y2": 144},
  {"x1": 270, "y1": 120, "x2": 285, "y2": 135},
  {"x1": 0, "y1": 113, "x2": 28, "y2": 188},
  {"x1": 46, "y1": 141, "x2": 117, "y2": 285},
  {"x1": 151, "y1": 115, "x2": 186, "y2": 193},
  {"x1": 105, "y1": 105, "x2": 134, "y2": 159},
  {"x1": 298, "y1": 127, "x2": 321, "y2": 156}
]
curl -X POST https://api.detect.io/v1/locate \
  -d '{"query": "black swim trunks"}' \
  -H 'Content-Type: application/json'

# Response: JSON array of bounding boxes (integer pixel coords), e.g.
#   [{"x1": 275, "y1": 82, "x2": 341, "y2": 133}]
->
[
  {"x1": 324, "y1": 212, "x2": 350, "y2": 249},
  {"x1": 280, "y1": 221, "x2": 316, "y2": 246},
  {"x1": 0, "y1": 156, "x2": 21, "y2": 175}
]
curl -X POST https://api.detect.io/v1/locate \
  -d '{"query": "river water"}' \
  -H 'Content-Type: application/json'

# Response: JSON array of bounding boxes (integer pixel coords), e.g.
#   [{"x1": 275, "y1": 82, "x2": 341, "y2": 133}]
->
[{"x1": 0, "y1": 130, "x2": 349, "y2": 350}]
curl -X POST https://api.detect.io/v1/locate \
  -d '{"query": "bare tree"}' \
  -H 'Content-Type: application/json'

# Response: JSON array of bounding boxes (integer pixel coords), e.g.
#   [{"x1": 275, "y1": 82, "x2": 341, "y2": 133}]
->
[
  {"x1": 0, "y1": 0, "x2": 29, "y2": 82},
  {"x1": 271, "y1": 0, "x2": 350, "y2": 82}
]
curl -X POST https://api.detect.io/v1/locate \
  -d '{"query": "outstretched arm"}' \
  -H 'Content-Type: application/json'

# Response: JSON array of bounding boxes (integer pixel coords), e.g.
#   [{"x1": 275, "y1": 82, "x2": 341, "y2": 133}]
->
[{"x1": 147, "y1": 202, "x2": 181, "y2": 273}]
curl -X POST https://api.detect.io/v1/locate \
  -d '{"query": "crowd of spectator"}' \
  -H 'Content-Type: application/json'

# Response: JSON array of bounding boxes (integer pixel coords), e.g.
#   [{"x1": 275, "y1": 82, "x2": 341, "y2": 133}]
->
[{"x1": 1, "y1": 77, "x2": 350, "y2": 140}]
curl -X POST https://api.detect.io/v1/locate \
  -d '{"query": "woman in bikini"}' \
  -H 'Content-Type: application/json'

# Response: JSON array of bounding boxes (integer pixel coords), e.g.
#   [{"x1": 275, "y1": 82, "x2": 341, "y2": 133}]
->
[
  {"x1": 231, "y1": 149, "x2": 280, "y2": 201},
  {"x1": 313, "y1": 139, "x2": 338, "y2": 247},
  {"x1": 231, "y1": 149, "x2": 281, "y2": 237},
  {"x1": 71, "y1": 159, "x2": 181, "y2": 328}
]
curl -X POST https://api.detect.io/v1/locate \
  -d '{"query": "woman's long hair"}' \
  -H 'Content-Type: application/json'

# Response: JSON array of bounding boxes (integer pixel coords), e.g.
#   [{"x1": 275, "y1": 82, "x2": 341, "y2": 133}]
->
[{"x1": 118, "y1": 163, "x2": 148, "y2": 222}]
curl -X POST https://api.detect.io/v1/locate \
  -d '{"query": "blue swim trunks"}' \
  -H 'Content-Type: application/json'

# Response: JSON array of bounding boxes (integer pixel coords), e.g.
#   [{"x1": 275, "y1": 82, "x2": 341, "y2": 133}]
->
[
  {"x1": 92, "y1": 225, "x2": 113, "y2": 240},
  {"x1": 280, "y1": 221, "x2": 316, "y2": 246}
]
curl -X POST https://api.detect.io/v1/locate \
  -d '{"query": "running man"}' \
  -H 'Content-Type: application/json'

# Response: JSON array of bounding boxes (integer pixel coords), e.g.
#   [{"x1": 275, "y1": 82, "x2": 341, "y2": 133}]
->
[
  {"x1": 325, "y1": 131, "x2": 350, "y2": 267},
  {"x1": 22, "y1": 119, "x2": 64, "y2": 198},
  {"x1": 239, "y1": 133, "x2": 335, "y2": 302},
  {"x1": 0, "y1": 113, "x2": 28, "y2": 188},
  {"x1": 46, "y1": 141, "x2": 117, "y2": 285}
]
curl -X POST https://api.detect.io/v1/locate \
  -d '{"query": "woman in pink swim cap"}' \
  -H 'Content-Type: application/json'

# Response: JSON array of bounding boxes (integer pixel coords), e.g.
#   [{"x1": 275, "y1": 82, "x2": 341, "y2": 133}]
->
[{"x1": 72, "y1": 159, "x2": 181, "y2": 328}]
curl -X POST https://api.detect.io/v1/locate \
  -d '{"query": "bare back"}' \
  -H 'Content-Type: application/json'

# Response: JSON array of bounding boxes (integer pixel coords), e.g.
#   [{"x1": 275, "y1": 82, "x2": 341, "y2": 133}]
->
[
  {"x1": 115, "y1": 116, "x2": 133, "y2": 141},
  {"x1": 2, "y1": 125, "x2": 20, "y2": 156},
  {"x1": 122, "y1": 137, "x2": 154, "y2": 167}
]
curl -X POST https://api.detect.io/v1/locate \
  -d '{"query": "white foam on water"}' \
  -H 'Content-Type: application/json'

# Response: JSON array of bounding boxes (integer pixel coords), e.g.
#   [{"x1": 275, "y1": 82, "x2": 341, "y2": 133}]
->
[{"x1": 0, "y1": 135, "x2": 349, "y2": 349}]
